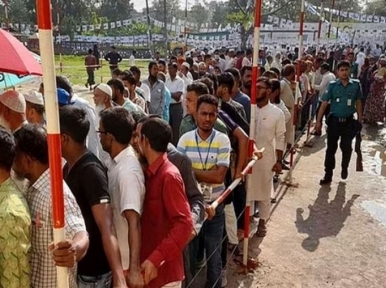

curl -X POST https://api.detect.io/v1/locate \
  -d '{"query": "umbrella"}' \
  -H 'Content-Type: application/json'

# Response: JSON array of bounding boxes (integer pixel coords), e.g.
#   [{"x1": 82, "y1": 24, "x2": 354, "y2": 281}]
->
[
  {"x1": 0, "y1": 72, "x2": 37, "y2": 89},
  {"x1": 0, "y1": 28, "x2": 42, "y2": 76},
  {"x1": 0, "y1": 52, "x2": 41, "y2": 89}
]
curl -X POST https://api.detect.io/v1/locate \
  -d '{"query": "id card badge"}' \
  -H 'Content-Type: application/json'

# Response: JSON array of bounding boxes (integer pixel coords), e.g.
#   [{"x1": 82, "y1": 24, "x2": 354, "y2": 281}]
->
[
  {"x1": 347, "y1": 99, "x2": 352, "y2": 106},
  {"x1": 200, "y1": 183, "x2": 213, "y2": 202}
]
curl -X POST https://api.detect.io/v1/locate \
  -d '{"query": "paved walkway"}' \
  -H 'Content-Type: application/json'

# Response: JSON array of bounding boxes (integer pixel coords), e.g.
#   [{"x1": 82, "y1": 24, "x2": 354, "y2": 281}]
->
[{"x1": 227, "y1": 127, "x2": 386, "y2": 287}]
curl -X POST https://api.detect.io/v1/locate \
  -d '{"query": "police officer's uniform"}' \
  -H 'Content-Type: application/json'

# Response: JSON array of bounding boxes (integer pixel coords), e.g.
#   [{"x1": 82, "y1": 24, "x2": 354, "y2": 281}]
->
[{"x1": 320, "y1": 78, "x2": 363, "y2": 184}]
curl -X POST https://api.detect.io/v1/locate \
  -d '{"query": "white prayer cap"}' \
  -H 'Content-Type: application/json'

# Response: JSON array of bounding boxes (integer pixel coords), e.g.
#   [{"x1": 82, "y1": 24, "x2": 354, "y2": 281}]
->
[
  {"x1": 182, "y1": 62, "x2": 190, "y2": 69},
  {"x1": 0, "y1": 90, "x2": 26, "y2": 113},
  {"x1": 96, "y1": 83, "x2": 112, "y2": 98},
  {"x1": 24, "y1": 90, "x2": 44, "y2": 106}
]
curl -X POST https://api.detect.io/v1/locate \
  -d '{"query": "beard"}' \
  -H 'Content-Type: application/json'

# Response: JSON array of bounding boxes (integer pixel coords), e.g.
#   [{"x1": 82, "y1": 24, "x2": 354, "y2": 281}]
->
[
  {"x1": 0, "y1": 115, "x2": 10, "y2": 131},
  {"x1": 257, "y1": 92, "x2": 268, "y2": 102},
  {"x1": 95, "y1": 103, "x2": 106, "y2": 117},
  {"x1": 243, "y1": 81, "x2": 251, "y2": 89}
]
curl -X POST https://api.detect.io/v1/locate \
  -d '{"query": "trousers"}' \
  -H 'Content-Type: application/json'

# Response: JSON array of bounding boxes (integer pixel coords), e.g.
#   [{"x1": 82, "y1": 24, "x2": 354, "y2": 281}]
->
[{"x1": 324, "y1": 115, "x2": 354, "y2": 177}]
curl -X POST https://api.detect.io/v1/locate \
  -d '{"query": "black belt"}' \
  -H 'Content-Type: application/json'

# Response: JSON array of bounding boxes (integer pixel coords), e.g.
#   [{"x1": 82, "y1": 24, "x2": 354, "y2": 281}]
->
[{"x1": 331, "y1": 115, "x2": 353, "y2": 123}]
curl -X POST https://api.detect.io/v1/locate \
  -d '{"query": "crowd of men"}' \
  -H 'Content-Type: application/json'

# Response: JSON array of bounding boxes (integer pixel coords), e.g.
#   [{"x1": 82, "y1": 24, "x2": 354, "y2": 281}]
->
[{"x1": 0, "y1": 42, "x2": 381, "y2": 288}]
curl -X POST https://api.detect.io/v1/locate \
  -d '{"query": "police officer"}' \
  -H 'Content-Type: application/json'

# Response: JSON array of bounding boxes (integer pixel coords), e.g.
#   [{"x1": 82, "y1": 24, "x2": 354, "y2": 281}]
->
[{"x1": 315, "y1": 60, "x2": 363, "y2": 185}]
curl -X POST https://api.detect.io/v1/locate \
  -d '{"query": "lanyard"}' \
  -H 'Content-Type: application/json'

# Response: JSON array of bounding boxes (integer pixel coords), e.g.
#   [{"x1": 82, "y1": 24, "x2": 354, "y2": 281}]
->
[{"x1": 195, "y1": 131, "x2": 215, "y2": 170}]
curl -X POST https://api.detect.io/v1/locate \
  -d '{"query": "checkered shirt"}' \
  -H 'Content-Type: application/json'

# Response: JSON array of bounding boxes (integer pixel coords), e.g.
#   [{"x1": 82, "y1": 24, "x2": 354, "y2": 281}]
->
[{"x1": 26, "y1": 169, "x2": 86, "y2": 288}]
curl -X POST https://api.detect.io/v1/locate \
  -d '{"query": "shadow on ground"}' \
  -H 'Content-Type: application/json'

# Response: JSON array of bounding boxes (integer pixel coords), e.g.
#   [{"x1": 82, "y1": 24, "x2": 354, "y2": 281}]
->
[{"x1": 295, "y1": 182, "x2": 359, "y2": 252}]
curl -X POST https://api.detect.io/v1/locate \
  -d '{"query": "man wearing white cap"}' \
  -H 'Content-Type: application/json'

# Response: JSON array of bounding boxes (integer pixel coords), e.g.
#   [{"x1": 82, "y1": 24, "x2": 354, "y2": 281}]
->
[
  {"x1": 93, "y1": 83, "x2": 114, "y2": 122},
  {"x1": 0, "y1": 90, "x2": 27, "y2": 132},
  {"x1": 24, "y1": 91, "x2": 45, "y2": 125}
]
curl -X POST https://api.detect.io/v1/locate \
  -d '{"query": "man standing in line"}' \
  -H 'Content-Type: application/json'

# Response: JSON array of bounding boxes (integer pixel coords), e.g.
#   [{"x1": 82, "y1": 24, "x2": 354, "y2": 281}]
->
[
  {"x1": 240, "y1": 65, "x2": 252, "y2": 97},
  {"x1": 0, "y1": 128, "x2": 31, "y2": 288},
  {"x1": 312, "y1": 63, "x2": 336, "y2": 136},
  {"x1": 107, "y1": 79, "x2": 141, "y2": 113},
  {"x1": 346, "y1": 51, "x2": 359, "y2": 79},
  {"x1": 105, "y1": 46, "x2": 122, "y2": 73},
  {"x1": 13, "y1": 124, "x2": 89, "y2": 288},
  {"x1": 0, "y1": 90, "x2": 27, "y2": 132},
  {"x1": 249, "y1": 77, "x2": 286, "y2": 237},
  {"x1": 315, "y1": 60, "x2": 363, "y2": 184},
  {"x1": 59, "y1": 106, "x2": 128, "y2": 288},
  {"x1": 165, "y1": 62, "x2": 185, "y2": 145},
  {"x1": 226, "y1": 68, "x2": 251, "y2": 121},
  {"x1": 85, "y1": 49, "x2": 97, "y2": 91},
  {"x1": 216, "y1": 73, "x2": 247, "y2": 121},
  {"x1": 98, "y1": 107, "x2": 145, "y2": 285},
  {"x1": 24, "y1": 91, "x2": 45, "y2": 125},
  {"x1": 138, "y1": 117, "x2": 193, "y2": 287},
  {"x1": 178, "y1": 95, "x2": 231, "y2": 288},
  {"x1": 130, "y1": 66, "x2": 151, "y2": 109},
  {"x1": 143, "y1": 61, "x2": 166, "y2": 117}
]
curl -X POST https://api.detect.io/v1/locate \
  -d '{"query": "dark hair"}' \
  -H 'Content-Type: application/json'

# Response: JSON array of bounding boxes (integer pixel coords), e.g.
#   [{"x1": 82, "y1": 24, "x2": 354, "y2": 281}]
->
[
  {"x1": 240, "y1": 65, "x2": 252, "y2": 77},
  {"x1": 168, "y1": 62, "x2": 178, "y2": 69},
  {"x1": 111, "y1": 46, "x2": 116, "y2": 49},
  {"x1": 56, "y1": 76, "x2": 73, "y2": 97},
  {"x1": 26, "y1": 101, "x2": 45, "y2": 115},
  {"x1": 281, "y1": 64, "x2": 296, "y2": 77},
  {"x1": 107, "y1": 79, "x2": 125, "y2": 94},
  {"x1": 149, "y1": 60, "x2": 158, "y2": 70},
  {"x1": 14, "y1": 124, "x2": 48, "y2": 165},
  {"x1": 217, "y1": 73, "x2": 235, "y2": 92},
  {"x1": 140, "y1": 118, "x2": 172, "y2": 152},
  {"x1": 270, "y1": 67, "x2": 281, "y2": 76},
  {"x1": 281, "y1": 59, "x2": 291, "y2": 66},
  {"x1": 225, "y1": 68, "x2": 241, "y2": 82},
  {"x1": 262, "y1": 70, "x2": 278, "y2": 79},
  {"x1": 246, "y1": 48, "x2": 252, "y2": 55},
  {"x1": 129, "y1": 66, "x2": 141, "y2": 75},
  {"x1": 130, "y1": 111, "x2": 147, "y2": 128},
  {"x1": 337, "y1": 60, "x2": 351, "y2": 70},
  {"x1": 207, "y1": 74, "x2": 218, "y2": 92},
  {"x1": 259, "y1": 66, "x2": 266, "y2": 75},
  {"x1": 119, "y1": 71, "x2": 133, "y2": 81},
  {"x1": 320, "y1": 63, "x2": 330, "y2": 71},
  {"x1": 257, "y1": 76, "x2": 272, "y2": 89},
  {"x1": 100, "y1": 107, "x2": 134, "y2": 145},
  {"x1": 88, "y1": 49, "x2": 93, "y2": 54},
  {"x1": 197, "y1": 78, "x2": 214, "y2": 95},
  {"x1": 112, "y1": 68, "x2": 122, "y2": 76},
  {"x1": 59, "y1": 106, "x2": 90, "y2": 144},
  {"x1": 204, "y1": 54, "x2": 212, "y2": 62},
  {"x1": 197, "y1": 94, "x2": 219, "y2": 111},
  {"x1": 186, "y1": 57, "x2": 194, "y2": 68},
  {"x1": 270, "y1": 79, "x2": 281, "y2": 104},
  {"x1": 187, "y1": 82, "x2": 210, "y2": 96},
  {"x1": 157, "y1": 60, "x2": 166, "y2": 66},
  {"x1": 0, "y1": 128, "x2": 15, "y2": 170}
]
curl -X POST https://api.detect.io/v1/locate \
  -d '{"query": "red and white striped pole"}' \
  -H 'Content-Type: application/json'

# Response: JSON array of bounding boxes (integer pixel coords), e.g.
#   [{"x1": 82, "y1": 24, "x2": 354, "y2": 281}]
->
[
  {"x1": 316, "y1": 0, "x2": 324, "y2": 55},
  {"x1": 36, "y1": 0, "x2": 68, "y2": 287},
  {"x1": 243, "y1": 0, "x2": 261, "y2": 268}
]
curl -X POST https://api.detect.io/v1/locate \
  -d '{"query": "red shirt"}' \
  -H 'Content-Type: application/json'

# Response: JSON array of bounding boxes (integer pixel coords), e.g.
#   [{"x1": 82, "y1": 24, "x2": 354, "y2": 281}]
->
[{"x1": 141, "y1": 153, "x2": 193, "y2": 288}]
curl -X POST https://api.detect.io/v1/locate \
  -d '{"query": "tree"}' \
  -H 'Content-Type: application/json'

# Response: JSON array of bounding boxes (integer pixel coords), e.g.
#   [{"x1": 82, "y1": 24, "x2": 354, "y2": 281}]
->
[
  {"x1": 98, "y1": 0, "x2": 134, "y2": 22},
  {"x1": 150, "y1": 0, "x2": 181, "y2": 23},
  {"x1": 364, "y1": 0, "x2": 386, "y2": 17},
  {"x1": 188, "y1": 3, "x2": 211, "y2": 30},
  {"x1": 210, "y1": 1, "x2": 230, "y2": 28}
]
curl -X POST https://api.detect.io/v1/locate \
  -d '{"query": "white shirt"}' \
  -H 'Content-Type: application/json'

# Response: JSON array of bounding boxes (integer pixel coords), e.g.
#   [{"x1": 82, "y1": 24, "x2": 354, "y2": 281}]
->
[
  {"x1": 314, "y1": 72, "x2": 336, "y2": 100},
  {"x1": 72, "y1": 94, "x2": 100, "y2": 158},
  {"x1": 217, "y1": 58, "x2": 227, "y2": 72},
  {"x1": 280, "y1": 79, "x2": 295, "y2": 111},
  {"x1": 274, "y1": 100, "x2": 291, "y2": 124},
  {"x1": 105, "y1": 146, "x2": 145, "y2": 270},
  {"x1": 249, "y1": 103, "x2": 286, "y2": 201},
  {"x1": 242, "y1": 57, "x2": 251, "y2": 67},
  {"x1": 129, "y1": 55, "x2": 135, "y2": 66},
  {"x1": 139, "y1": 82, "x2": 151, "y2": 103},
  {"x1": 165, "y1": 76, "x2": 185, "y2": 104}
]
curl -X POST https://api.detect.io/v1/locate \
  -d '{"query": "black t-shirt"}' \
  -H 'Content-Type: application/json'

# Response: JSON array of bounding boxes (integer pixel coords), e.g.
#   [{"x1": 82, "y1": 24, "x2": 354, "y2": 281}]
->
[
  {"x1": 63, "y1": 151, "x2": 111, "y2": 276},
  {"x1": 221, "y1": 101, "x2": 250, "y2": 135}
]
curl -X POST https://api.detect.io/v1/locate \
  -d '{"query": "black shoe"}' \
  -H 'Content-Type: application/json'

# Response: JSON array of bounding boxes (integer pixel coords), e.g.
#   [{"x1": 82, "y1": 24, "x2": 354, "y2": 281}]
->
[
  {"x1": 341, "y1": 168, "x2": 348, "y2": 180},
  {"x1": 282, "y1": 164, "x2": 290, "y2": 170},
  {"x1": 320, "y1": 177, "x2": 332, "y2": 185}
]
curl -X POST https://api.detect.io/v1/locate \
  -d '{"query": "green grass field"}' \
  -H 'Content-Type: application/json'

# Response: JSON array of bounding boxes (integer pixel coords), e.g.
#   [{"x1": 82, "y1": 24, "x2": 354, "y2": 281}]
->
[{"x1": 54, "y1": 55, "x2": 149, "y2": 86}]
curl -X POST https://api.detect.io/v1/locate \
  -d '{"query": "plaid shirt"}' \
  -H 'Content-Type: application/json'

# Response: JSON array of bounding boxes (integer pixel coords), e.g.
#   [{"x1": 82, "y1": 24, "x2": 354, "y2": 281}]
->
[{"x1": 26, "y1": 169, "x2": 86, "y2": 288}]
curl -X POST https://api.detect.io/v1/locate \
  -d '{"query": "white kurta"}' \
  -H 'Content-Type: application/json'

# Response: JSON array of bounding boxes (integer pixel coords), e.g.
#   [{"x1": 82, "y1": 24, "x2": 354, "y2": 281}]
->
[
  {"x1": 248, "y1": 103, "x2": 286, "y2": 202},
  {"x1": 280, "y1": 79, "x2": 295, "y2": 145}
]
